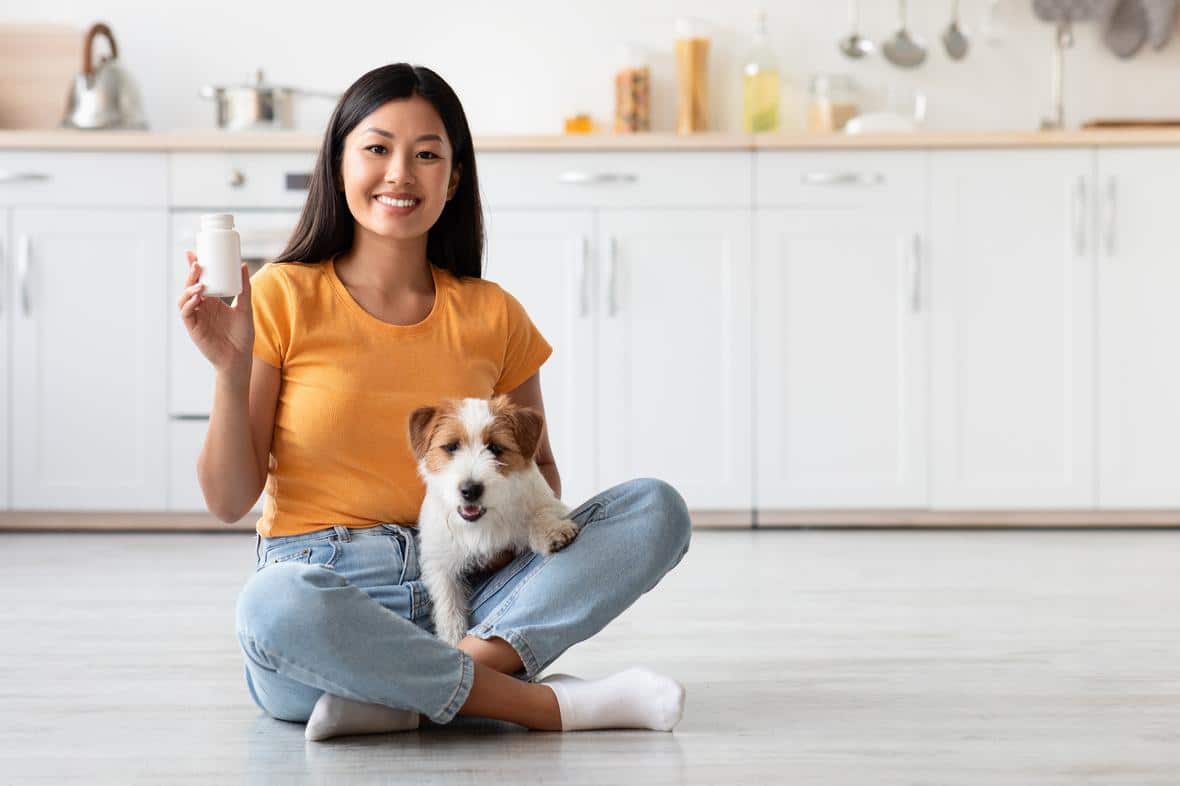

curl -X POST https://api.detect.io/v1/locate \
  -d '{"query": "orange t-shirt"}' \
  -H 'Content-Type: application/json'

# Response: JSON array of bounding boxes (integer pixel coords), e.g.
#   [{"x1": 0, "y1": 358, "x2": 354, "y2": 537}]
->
[{"x1": 249, "y1": 259, "x2": 552, "y2": 537}]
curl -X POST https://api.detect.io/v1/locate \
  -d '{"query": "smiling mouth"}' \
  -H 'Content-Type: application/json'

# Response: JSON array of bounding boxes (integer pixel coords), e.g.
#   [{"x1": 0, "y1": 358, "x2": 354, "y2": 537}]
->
[
  {"x1": 374, "y1": 195, "x2": 421, "y2": 212},
  {"x1": 457, "y1": 504, "x2": 486, "y2": 522}
]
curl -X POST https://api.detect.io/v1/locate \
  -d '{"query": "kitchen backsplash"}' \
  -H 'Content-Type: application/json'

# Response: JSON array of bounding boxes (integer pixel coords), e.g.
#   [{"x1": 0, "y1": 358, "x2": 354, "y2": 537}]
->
[{"x1": 8, "y1": 0, "x2": 1180, "y2": 134}]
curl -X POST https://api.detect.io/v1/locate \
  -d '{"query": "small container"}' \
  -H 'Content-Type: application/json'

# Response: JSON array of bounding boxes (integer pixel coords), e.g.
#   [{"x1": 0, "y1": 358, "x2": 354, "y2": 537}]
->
[
  {"x1": 807, "y1": 74, "x2": 860, "y2": 133},
  {"x1": 614, "y1": 43, "x2": 651, "y2": 133},
  {"x1": 196, "y1": 213, "x2": 243, "y2": 298},
  {"x1": 674, "y1": 17, "x2": 711, "y2": 134}
]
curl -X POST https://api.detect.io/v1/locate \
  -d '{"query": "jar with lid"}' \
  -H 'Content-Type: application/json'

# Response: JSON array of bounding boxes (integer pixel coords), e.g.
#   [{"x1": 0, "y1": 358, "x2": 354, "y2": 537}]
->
[
  {"x1": 614, "y1": 43, "x2": 651, "y2": 133},
  {"x1": 807, "y1": 75, "x2": 860, "y2": 133}
]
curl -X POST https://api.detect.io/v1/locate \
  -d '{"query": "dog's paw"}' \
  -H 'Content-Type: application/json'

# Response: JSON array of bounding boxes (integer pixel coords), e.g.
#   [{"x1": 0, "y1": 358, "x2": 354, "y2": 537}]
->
[{"x1": 532, "y1": 519, "x2": 579, "y2": 556}]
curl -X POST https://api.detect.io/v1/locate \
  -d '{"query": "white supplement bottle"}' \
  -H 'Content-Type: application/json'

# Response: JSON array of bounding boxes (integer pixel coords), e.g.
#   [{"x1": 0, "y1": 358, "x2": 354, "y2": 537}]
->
[{"x1": 196, "y1": 213, "x2": 243, "y2": 298}]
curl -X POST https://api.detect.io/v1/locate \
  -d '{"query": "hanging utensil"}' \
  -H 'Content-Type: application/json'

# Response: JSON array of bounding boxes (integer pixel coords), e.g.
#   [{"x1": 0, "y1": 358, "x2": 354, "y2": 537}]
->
[
  {"x1": 1104, "y1": 0, "x2": 1149, "y2": 58},
  {"x1": 882, "y1": 0, "x2": 928, "y2": 67},
  {"x1": 60, "y1": 22, "x2": 147, "y2": 130},
  {"x1": 838, "y1": 0, "x2": 874, "y2": 58},
  {"x1": 942, "y1": 0, "x2": 971, "y2": 59},
  {"x1": 1141, "y1": 0, "x2": 1177, "y2": 48}
]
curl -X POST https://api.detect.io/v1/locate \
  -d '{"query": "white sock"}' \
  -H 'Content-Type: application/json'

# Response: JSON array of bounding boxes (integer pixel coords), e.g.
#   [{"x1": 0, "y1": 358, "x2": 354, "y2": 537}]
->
[
  {"x1": 304, "y1": 693, "x2": 420, "y2": 741},
  {"x1": 539, "y1": 667, "x2": 686, "y2": 731}
]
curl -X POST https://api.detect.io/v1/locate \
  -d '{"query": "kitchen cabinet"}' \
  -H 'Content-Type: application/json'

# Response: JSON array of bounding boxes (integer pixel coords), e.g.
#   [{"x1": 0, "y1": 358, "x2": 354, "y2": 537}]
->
[
  {"x1": 594, "y1": 209, "x2": 752, "y2": 510},
  {"x1": 1095, "y1": 147, "x2": 1180, "y2": 507},
  {"x1": 0, "y1": 153, "x2": 168, "y2": 511},
  {"x1": 929, "y1": 149, "x2": 1095, "y2": 508},
  {"x1": 481, "y1": 152, "x2": 753, "y2": 511},
  {"x1": 483, "y1": 209, "x2": 598, "y2": 507},
  {"x1": 7, "y1": 142, "x2": 1180, "y2": 525},
  {"x1": 9, "y1": 207, "x2": 168, "y2": 509},
  {"x1": 752, "y1": 151, "x2": 928, "y2": 508}
]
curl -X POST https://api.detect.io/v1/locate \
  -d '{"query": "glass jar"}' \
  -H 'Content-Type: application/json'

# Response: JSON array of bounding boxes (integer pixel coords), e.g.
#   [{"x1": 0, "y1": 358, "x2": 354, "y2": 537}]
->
[
  {"x1": 614, "y1": 43, "x2": 651, "y2": 133},
  {"x1": 807, "y1": 75, "x2": 860, "y2": 133}
]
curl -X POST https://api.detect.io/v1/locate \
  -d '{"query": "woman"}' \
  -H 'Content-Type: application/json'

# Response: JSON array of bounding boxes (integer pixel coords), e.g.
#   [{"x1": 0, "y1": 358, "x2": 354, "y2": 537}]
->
[{"x1": 178, "y1": 63, "x2": 691, "y2": 741}]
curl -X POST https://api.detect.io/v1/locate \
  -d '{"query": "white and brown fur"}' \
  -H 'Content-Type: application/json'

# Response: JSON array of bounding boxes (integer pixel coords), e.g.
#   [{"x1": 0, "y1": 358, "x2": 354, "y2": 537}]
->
[{"x1": 408, "y1": 395, "x2": 578, "y2": 645}]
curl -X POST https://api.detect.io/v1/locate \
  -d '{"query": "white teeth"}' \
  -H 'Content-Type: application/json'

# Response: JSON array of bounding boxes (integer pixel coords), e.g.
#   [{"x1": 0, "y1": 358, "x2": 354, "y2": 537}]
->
[{"x1": 376, "y1": 195, "x2": 419, "y2": 208}]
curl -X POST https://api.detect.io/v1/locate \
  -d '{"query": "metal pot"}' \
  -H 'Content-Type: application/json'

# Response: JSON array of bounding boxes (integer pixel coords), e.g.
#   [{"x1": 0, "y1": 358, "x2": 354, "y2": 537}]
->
[
  {"x1": 200, "y1": 69, "x2": 338, "y2": 131},
  {"x1": 61, "y1": 22, "x2": 148, "y2": 130}
]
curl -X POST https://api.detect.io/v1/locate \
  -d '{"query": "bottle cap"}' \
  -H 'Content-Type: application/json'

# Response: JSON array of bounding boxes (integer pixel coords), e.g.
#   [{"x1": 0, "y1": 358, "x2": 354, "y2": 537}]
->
[{"x1": 200, "y1": 213, "x2": 235, "y2": 230}]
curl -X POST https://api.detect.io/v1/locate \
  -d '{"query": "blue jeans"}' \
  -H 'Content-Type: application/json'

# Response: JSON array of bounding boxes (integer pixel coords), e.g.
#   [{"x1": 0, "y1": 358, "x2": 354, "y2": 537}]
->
[{"x1": 234, "y1": 478, "x2": 692, "y2": 725}]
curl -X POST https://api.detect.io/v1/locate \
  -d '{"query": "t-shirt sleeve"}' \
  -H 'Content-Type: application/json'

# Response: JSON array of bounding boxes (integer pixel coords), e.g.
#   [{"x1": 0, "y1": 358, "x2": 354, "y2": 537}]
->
[
  {"x1": 250, "y1": 263, "x2": 292, "y2": 369},
  {"x1": 493, "y1": 288, "x2": 553, "y2": 394}
]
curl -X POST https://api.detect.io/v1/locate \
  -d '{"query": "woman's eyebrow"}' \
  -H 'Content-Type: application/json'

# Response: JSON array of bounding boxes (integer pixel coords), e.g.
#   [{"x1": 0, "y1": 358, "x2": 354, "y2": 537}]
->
[{"x1": 361, "y1": 127, "x2": 443, "y2": 143}]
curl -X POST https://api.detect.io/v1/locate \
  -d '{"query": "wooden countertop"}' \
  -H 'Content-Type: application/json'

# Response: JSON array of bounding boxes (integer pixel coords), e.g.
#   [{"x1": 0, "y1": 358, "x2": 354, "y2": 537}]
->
[{"x1": 4, "y1": 128, "x2": 1180, "y2": 152}]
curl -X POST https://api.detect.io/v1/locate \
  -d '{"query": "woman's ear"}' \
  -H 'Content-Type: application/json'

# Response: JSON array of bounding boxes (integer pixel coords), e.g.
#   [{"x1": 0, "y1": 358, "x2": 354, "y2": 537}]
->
[{"x1": 447, "y1": 163, "x2": 462, "y2": 201}]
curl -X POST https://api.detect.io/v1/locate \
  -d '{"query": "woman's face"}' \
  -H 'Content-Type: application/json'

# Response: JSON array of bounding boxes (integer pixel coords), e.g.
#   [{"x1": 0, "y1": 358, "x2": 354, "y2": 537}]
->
[{"x1": 339, "y1": 96, "x2": 461, "y2": 244}]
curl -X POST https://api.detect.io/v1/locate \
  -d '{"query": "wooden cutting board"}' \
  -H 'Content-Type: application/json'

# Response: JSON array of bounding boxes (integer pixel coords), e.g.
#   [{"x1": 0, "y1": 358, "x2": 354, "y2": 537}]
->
[{"x1": 0, "y1": 24, "x2": 81, "y2": 129}]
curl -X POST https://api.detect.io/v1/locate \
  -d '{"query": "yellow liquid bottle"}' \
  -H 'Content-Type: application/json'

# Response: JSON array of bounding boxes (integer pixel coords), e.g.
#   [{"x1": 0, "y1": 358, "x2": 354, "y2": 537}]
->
[
  {"x1": 743, "y1": 68, "x2": 781, "y2": 133},
  {"x1": 742, "y1": 10, "x2": 780, "y2": 133}
]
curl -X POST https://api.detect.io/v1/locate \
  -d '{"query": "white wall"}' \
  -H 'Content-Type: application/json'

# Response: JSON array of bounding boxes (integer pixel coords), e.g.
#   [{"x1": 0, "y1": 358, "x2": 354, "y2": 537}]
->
[{"x1": 10, "y1": 0, "x2": 1180, "y2": 134}]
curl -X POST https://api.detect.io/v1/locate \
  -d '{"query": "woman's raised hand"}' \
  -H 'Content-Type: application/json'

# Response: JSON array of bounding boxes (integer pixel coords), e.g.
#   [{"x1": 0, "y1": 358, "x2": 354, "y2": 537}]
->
[{"x1": 177, "y1": 251, "x2": 255, "y2": 386}]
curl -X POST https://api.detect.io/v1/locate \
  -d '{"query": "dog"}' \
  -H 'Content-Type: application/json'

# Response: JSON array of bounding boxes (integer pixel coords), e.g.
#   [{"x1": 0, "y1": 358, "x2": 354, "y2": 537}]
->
[{"x1": 408, "y1": 395, "x2": 579, "y2": 645}]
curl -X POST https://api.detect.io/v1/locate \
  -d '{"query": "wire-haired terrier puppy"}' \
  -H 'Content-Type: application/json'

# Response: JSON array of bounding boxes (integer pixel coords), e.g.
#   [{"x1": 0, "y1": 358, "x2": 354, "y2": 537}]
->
[{"x1": 408, "y1": 395, "x2": 579, "y2": 645}]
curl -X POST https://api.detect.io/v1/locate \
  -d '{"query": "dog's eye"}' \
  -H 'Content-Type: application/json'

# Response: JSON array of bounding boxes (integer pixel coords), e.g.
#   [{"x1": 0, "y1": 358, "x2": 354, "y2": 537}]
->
[
  {"x1": 442, "y1": 441, "x2": 460, "y2": 453},
  {"x1": 486, "y1": 442, "x2": 504, "y2": 457}
]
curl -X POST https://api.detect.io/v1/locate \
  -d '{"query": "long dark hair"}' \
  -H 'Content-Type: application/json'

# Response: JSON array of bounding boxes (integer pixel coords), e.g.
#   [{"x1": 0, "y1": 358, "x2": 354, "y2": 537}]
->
[{"x1": 274, "y1": 63, "x2": 483, "y2": 278}]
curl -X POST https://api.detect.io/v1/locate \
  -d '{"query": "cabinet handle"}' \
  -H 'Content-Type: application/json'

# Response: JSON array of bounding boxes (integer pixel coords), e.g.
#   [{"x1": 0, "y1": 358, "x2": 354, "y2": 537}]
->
[
  {"x1": 1073, "y1": 176, "x2": 1087, "y2": 256},
  {"x1": 0, "y1": 171, "x2": 50, "y2": 185},
  {"x1": 1105, "y1": 175, "x2": 1117, "y2": 258},
  {"x1": 227, "y1": 169, "x2": 246, "y2": 188},
  {"x1": 801, "y1": 171, "x2": 885, "y2": 187},
  {"x1": 18, "y1": 235, "x2": 31, "y2": 317},
  {"x1": 607, "y1": 236, "x2": 619, "y2": 317},
  {"x1": 578, "y1": 234, "x2": 590, "y2": 317},
  {"x1": 910, "y1": 234, "x2": 922, "y2": 313},
  {"x1": 558, "y1": 171, "x2": 638, "y2": 186}
]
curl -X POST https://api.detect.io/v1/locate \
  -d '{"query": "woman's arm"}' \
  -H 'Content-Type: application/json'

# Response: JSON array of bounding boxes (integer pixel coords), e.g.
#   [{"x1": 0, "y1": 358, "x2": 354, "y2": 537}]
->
[{"x1": 504, "y1": 371, "x2": 561, "y2": 499}]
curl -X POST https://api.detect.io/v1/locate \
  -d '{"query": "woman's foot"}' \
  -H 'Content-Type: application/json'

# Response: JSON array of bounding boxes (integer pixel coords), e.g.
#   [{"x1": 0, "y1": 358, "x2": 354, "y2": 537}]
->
[
  {"x1": 539, "y1": 667, "x2": 686, "y2": 731},
  {"x1": 304, "y1": 693, "x2": 420, "y2": 741}
]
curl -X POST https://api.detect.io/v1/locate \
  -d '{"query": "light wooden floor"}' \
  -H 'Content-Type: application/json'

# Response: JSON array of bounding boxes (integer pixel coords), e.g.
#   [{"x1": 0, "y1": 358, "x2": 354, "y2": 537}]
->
[{"x1": 2, "y1": 528, "x2": 1178, "y2": 785}]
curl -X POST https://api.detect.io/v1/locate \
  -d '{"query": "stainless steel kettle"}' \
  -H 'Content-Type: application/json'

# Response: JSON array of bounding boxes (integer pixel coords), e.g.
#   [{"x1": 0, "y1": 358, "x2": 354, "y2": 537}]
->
[{"x1": 60, "y1": 23, "x2": 148, "y2": 130}]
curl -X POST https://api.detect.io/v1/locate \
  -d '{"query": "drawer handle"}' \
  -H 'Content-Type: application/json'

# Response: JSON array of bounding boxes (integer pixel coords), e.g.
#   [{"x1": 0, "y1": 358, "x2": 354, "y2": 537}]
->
[
  {"x1": 558, "y1": 171, "x2": 638, "y2": 186},
  {"x1": 227, "y1": 169, "x2": 246, "y2": 188},
  {"x1": 18, "y1": 235, "x2": 31, "y2": 317},
  {"x1": 0, "y1": 171, "x2": 50, "y2": 185},
  {"x1": 801, "y1": 171, "x2": 886, "y2": 187}
]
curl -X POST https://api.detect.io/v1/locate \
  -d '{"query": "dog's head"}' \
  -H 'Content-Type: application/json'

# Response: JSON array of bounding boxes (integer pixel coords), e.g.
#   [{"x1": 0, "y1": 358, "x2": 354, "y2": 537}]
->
[{"x1": 407, "y1": 396, "x2": 544, "y2": 524}]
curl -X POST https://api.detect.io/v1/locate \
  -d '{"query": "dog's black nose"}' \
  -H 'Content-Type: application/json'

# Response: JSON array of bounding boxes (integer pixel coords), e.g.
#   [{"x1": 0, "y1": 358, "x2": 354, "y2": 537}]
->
[{"x1": 459, "y1": 481, "x2": 484, "y2": 502}]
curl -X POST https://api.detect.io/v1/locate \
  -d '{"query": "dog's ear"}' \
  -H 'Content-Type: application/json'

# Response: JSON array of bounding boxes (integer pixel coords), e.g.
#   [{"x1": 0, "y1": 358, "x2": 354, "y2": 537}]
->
[
  {"x1": 408, "y1": 406, "x2": 438, "y2": 460},
  {"x1": 509, "y1": 406, "x2": 544, "y2": 461}
]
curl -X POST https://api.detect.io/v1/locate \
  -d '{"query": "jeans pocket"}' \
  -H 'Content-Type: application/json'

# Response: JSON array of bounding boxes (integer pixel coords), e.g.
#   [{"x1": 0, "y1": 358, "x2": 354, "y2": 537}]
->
[
  {"x1": 258, "y1": 539, "x2": 340, "y2": 571},
  {"x1": 407, "y1": 579, "x2": 433, "y2": 621}
]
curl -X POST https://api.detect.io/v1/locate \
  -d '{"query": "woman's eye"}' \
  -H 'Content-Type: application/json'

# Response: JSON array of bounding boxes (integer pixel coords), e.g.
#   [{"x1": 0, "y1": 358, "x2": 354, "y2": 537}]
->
[
  {"x1": 417, "y1": 151, "x2": 439, "y2": 160},
  {"x1": 442, "y1": 441, "x2": 460, "y2": 453},
  {"x1": 487, "y1": 443, "x2": 504, "y2": 457},
  {"x1": 365, "y1": 144, "x2": 387, "y2": 154}
]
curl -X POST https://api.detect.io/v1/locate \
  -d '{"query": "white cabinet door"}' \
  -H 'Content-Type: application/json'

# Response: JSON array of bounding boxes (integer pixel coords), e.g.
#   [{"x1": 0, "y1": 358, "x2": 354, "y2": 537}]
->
[
  {"x1": 930, "y1": 150, "x2": 1095, "y2": 508},
  {"x1": 10, "y1": 209, "x2": 168, "y2": 510},
  {"x1": 483, "y1": 210, "x2": 598, "y2": 507},
  {"x1": 595, "y1": 209, "x2": 752, "y2": 510},
  {"x1": 0, "y1": 211, "x2": 9, "y2": 509},
  {"x1": 1096, "y1": 148, "x2": 1180, "y2": 507},
  {"x1": 754, "y1": 209, "x2": 928, "y2": 508}
]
